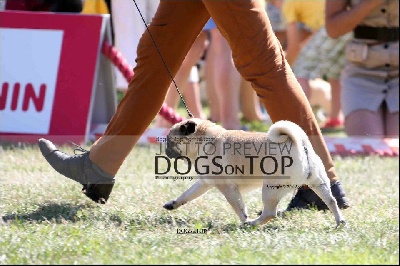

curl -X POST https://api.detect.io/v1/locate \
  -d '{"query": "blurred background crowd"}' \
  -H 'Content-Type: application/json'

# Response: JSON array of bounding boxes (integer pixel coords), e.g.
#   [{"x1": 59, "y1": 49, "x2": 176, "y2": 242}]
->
[{"x1": 3, "y1": 0, "x2": 398, "y2": 138}]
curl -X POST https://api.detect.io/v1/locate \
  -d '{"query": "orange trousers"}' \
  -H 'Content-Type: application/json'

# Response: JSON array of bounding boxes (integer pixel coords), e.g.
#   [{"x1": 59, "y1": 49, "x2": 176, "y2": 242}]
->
[{"x1": 90, "y1": 0, "x2": 338, "y2": 183}]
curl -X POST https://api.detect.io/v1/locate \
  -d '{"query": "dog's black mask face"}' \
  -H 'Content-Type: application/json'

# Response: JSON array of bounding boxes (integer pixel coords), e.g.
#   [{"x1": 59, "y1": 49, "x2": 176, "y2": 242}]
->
[
  {"x1": 166, "y1": 121, "x2": 197, "y2": 158},
  {"x1": 165, "y1": 141, "x2": 181, "y2": 159},
  {"x1": 179, "y1": 121, "x2": 196, "y2": 136}
]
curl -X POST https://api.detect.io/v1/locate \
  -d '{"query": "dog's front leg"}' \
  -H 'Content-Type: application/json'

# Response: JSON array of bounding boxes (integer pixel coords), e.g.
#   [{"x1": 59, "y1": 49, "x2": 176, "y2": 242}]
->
[
  {"x1": 248, "y1": 185, "x2": 292, "y2": 226},
  {"x1": 163, "y1": 180, "x2": 211, "y2": 210},
  {"x1": 216, "y1": 184, "x2": 249, "y2": 223}
]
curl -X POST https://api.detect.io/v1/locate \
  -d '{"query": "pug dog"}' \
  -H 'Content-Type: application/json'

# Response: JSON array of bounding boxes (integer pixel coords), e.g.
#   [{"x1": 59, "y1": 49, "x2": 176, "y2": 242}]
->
[{"x1": 163, "y1": 118, "x2": 345, "y2": 227}]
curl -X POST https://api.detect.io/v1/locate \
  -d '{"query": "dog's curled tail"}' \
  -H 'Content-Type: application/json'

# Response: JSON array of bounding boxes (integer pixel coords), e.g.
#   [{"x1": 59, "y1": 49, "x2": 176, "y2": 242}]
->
[{"x1": 267, "y1": 120, "x2": 312, "y2": 150}]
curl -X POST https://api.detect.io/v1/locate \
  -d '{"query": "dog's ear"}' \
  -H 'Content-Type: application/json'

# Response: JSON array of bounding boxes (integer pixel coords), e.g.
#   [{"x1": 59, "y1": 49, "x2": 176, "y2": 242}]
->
[
  {"x1": 179, "y1": 121, "x2": 197, "y2": 135},
  {"x1": 186, "y1": 121, "x2": 196, "y2": 134}
]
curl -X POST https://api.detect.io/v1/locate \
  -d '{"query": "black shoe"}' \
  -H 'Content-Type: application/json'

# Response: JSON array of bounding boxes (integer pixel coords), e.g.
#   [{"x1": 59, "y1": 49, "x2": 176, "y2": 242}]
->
[
  {"x1": 286, "y1": 181, "x2": 350, "y2": 211},
  {"x1": 38, "y1": 138, "x2": 115, "y2": 204}
]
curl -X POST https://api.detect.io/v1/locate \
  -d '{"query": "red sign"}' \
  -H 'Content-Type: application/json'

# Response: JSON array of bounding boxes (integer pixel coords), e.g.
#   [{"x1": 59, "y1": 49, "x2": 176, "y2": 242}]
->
[{"x1": 0, "y1": 11, "x2": 113, "y2": 144}]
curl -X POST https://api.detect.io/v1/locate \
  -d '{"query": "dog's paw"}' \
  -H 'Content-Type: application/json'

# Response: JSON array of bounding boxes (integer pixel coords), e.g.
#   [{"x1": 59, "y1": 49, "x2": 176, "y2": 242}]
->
[
  {"x1": 335, "y1": 219, "x2": 347, "y2": 229},
  {"x1": 163, "y1": 200, "x2": 177, "y2": 210},
  {"x1": 242, "y1": 219, "x2": 258, "y2": 227}
]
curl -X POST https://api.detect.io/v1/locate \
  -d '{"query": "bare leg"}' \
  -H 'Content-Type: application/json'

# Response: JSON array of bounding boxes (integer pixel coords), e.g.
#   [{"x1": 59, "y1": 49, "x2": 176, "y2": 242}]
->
[
  {"x1": 184, "y1": 79, "x2": 207, "y2": 120},
  {"x1": 154, "y1": 31, "x2": 209, "y2": 127},
  {"x1": 240, "y1": 79, "x2": 267, "y2": 122},
  {"x1": 204, "y1": 35, "x2": 220, "y2": 123},
  {"x1": 284, "y1": 22, "x2": 312, "y2": 65},
  {"x1": 298, "y1": 77, "x2": 311, "y2": 99},
  {"x1": 299, "y1": 78, "x2": 331, "y2": 125},
  {"x1": 328, "y1": 79, "x2": 343, "y2": 122},
  {"x1": 207, "y1": 28, "x2": 241, "y2": 129},
  {"x1": 385, "y1": 111, "x2": 399, "y2": 138},
  {"x1": 275, "y1": 31, "x2": 287, "y2": 50},
  {"x1": 345, "y1": 109, "x2": 385, "y2": 137}
]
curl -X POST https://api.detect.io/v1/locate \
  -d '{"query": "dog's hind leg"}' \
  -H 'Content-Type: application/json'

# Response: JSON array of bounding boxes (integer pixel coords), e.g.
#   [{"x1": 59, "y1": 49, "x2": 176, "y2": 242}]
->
[
  {"x1": 248, "y1": 185, "x2": 292, "y2": 226},
  {"x1": 163, "y1": 180, "x2": 212, "y2": 210},
  {"x1": 308, "y1": 182, "x2": 346, "y2": 226},
  {"x1": 216, "y1": 184, "x2": 249, "y2": 222}
]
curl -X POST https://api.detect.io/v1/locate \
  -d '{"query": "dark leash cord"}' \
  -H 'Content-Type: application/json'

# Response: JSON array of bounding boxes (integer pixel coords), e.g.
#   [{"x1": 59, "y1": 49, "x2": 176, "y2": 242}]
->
[{"x1": 131, "y1": 0, "x2": 194, "y2": 118}]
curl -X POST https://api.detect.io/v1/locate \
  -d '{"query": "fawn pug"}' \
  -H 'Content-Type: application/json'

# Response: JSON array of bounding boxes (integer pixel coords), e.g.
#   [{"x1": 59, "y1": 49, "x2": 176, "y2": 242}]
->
[{"x1": 163, "y1": 118, "x2": 345, "y2": 227}]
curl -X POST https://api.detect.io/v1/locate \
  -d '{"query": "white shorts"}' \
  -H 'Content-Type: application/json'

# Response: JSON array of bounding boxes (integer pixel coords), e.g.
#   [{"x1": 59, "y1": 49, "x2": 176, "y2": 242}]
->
[{"x1": 188, "y1": 66, "x2": 199, "y2": 83}]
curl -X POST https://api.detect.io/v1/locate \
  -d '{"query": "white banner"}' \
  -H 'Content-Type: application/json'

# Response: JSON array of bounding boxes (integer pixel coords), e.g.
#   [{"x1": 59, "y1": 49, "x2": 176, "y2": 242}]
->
[{"x1": 0, "y1": 28, "x2": 63, "y2": 134}]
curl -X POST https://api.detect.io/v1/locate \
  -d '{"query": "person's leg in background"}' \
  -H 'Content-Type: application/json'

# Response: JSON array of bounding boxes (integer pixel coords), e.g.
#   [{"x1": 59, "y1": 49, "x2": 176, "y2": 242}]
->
[
  {"x1": 292, "y1": 28, "x2": 351, "y2": 129},
  {"x1": 235, "y1": 0, "x2": 268, "y2": 124},
  {"x1": 281, "y1": 0, "x2": 321, "y2": 66},
  {"x1": 266, "y1": 0, "x2": 287, "y2": 50},
  {"x1": 385, "y1": 74, "x2": 400, "y2": 137},
  {"x1": 318, "y1": 31, "x2": 352, "y2": 129},
  {"x1": 154, "y1": 31, "x2": 209, "y2": 127},
  {"x1": 297, "y1": 77, "x2": 312, "y2": 98},
  {"x1": 344, "y1": 103, "x2": 399, "y2": 138},
  {"x1": 290, "y1": 28, "x2": 324, "y2": 119},
  {"x1": 290, "y1": 28, "x2": 327, "y2": 100},
  {"x1": 240, "y1": 79, "x2": 269, "y2": 123},
  {"x1": 283, "y1": 22, "x2": 312, "y2": 65},
  {"x1": 386, "y1": 110, "x2": 399, "y2": 138},
  {"x1": 345, "y1": 109, "x2": 385, "y2": 136},
  {"x1": 203, "y1": 27, "x2": 220, "y2": 123},
  {"x1": 183, "y1": 66, "x2": 207, "y2": 121},
  {"x1": 296, "y1": 77, "x2": 333, "y2": 125},
  {"x1": 323, "y1": 78, "x2": 344, "y2": 128},
  {"x1": 155, "y1": 65, "x2": 207, "y2": 128},
  {"x1": 207, "y1": 27, "x2": 242, "y2": 130},
  {"x1": 239, "y1": 0, "x2": 269, "y2": 124}
]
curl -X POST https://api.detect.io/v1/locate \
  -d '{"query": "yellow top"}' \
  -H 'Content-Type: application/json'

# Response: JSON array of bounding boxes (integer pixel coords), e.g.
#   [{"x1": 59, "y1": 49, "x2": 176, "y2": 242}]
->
[
  {"x1": 282, "y1": 0, "x2": 325, "y2": 31},
  {"x1": 81, "y1": 0, "x2": 109, "y2": 14}
]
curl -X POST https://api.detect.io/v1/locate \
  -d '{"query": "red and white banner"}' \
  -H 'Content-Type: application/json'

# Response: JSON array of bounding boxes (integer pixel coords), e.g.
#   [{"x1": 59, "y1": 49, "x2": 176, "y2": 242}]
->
[{"x1": 0, "y1": 11, "x2": 116, "y2": 144}]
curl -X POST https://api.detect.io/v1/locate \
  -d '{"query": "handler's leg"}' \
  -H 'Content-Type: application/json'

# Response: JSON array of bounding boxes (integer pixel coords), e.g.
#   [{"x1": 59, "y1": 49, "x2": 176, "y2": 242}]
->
[
  {"x1": 202, "y1": 0, "x2": 348, "y2": 209},
  {"x1": 89, "y1": 1, "x2": 210, "y2": 175},
  {"x1": 39, "y1": 0, "x2": 210, "y2": 203}
]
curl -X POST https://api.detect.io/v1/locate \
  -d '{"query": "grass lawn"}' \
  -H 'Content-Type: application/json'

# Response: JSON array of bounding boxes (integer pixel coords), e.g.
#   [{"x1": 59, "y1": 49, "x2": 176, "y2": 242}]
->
[{"x1": 0, "y1": 138, "x2": 398, "y2": 264}]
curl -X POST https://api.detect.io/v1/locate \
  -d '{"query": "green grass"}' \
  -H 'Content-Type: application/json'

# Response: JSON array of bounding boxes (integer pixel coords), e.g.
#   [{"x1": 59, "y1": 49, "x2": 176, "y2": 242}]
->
[{"x1": 0, "y1": 142, "x2": 399, "y2": 264}]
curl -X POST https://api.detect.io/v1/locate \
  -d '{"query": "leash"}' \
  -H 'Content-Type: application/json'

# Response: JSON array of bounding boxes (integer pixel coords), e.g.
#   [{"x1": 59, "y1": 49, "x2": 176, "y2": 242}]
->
[{"x1": 131, "y1": 0, "x2": 194, "y2": 118}]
